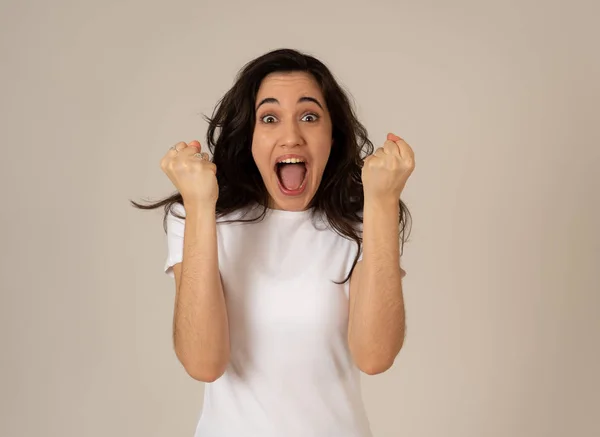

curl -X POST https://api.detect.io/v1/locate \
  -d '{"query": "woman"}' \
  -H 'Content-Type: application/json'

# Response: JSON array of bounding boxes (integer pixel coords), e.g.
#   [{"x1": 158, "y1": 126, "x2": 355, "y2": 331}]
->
[{"x1": 133, "y1": 48, "x2": 415, "y2": 437}]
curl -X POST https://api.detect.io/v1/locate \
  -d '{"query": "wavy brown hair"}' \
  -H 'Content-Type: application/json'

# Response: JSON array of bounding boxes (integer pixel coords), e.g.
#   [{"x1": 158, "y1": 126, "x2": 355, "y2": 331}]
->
[{"x1": 132, "y1": 48, "x2": 411, "y2": 283}]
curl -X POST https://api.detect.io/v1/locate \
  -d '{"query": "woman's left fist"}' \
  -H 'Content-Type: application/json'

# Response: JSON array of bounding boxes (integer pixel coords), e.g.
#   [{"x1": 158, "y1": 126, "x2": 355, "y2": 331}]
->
[{"x1": 362, "y1": 133, "x2": 415, "y2": 201}]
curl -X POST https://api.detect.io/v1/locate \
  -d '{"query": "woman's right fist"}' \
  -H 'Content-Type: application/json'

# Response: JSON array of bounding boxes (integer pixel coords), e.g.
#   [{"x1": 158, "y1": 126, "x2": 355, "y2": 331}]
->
[{"x1": 160, "y1": 141, "x2": 218, "y2": 206}]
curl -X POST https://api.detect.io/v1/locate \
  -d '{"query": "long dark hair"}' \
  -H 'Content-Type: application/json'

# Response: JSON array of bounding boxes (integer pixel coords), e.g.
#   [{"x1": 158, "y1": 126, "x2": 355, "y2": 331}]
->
[{"x1": 132, "y1": 48, "x2": 411, "y2": 283}]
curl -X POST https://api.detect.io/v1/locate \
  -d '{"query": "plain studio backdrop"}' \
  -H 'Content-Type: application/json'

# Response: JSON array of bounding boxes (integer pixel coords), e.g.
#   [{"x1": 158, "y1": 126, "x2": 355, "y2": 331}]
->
[{"x1": 1, "y1": 0, "x2": 598, "y2": 436}]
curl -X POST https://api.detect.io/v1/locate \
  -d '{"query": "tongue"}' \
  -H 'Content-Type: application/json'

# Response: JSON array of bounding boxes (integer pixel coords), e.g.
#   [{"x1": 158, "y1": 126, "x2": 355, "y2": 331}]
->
[{"x1": 279, "y1": 163, "x2": 306, "y2": 191}]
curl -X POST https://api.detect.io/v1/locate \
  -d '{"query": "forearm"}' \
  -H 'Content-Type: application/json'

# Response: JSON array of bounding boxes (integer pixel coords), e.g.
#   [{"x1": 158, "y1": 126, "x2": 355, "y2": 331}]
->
[
  {"x1": 350, "y1": 197, "x2": 405, "y2": 372},
  {"x1": 175, "y1": 203, "x2": 230, "y2": 381}
]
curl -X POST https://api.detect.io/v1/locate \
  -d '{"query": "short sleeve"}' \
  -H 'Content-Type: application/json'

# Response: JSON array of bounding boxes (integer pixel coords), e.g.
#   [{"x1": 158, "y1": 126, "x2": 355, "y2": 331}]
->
[{"x1": 164, "y1": 203, "x2": 186, "y2": 278}]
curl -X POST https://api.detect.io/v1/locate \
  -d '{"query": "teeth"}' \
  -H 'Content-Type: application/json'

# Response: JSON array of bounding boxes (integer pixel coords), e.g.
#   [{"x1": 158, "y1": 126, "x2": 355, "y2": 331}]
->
[{"x1": 278, "y1": 158, "x2": 305, "y2": 164}]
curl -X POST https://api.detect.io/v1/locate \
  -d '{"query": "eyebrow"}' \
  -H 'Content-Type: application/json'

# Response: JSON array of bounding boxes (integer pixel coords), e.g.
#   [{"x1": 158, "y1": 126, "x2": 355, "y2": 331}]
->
[{"x1": 255, "y1": 96, "x2": 324, "y2": 111}]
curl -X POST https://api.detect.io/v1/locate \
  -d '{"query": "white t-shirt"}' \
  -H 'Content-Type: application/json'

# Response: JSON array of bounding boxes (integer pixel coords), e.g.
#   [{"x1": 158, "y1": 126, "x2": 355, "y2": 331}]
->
[{"x1": 164, "y1": 203, "x2": 372, "y2": 437}]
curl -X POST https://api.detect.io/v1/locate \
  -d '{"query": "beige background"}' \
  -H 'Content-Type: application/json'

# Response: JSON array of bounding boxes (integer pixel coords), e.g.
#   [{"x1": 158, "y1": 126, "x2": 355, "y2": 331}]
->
[{"x1": 1, "y1": 0, "x2": 598, "y2": 436}]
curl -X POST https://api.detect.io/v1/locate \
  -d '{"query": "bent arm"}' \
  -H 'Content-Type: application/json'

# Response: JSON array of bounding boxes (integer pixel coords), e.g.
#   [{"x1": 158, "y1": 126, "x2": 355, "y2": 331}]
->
[{"x1": 172, "y1": 204, "x2": 230, "y2": 382}]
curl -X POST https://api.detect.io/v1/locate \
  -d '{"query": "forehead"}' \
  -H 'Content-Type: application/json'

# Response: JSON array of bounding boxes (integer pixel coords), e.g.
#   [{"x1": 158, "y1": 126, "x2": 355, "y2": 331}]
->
[{"x1": 256, "y1": 71, "x2": 323, "y2": 100}]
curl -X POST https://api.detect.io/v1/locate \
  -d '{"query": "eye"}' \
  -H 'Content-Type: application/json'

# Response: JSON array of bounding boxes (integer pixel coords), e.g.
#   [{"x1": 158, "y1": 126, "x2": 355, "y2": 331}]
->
[
  {"x1": 261, "y1": 114, "x2": 278, "y2": 124},
  {"x1": 302, "y1": 113, "x2": 319, "y2": 122}
]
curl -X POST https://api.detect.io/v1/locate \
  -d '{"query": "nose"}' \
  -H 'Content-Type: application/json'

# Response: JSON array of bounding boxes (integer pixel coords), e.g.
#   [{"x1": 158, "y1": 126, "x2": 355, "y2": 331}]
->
[{"x1": 280, "y1": 119, "x2": 304, "y2": 148}]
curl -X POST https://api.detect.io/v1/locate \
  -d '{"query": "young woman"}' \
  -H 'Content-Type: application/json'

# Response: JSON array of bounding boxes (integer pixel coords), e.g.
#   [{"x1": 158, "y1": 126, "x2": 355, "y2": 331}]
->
[{"x1": 133, "y1": 48, "x2": 415, "y2": 437}]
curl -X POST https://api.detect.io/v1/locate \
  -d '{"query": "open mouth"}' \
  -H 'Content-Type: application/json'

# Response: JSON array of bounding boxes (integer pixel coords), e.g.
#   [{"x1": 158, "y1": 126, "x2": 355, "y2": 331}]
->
[{"x1": 275, "y1": 158, "x2": 308, "y2": 195}]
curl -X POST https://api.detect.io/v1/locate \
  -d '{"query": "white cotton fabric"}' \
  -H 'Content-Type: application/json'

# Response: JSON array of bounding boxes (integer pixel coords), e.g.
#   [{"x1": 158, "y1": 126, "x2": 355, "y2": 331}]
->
[{"x1": 164, "y1": 203, "x2": 373, "y2": 437}]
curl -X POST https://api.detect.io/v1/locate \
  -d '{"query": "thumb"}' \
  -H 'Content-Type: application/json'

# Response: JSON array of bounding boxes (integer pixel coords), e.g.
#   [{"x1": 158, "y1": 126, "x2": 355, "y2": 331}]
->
[
  {"x1": 387, "y1": 132, "x2": 401, "y2": 142},
  {"x1": 188, "y1": 140, "x2": 201, "y2": 150}
]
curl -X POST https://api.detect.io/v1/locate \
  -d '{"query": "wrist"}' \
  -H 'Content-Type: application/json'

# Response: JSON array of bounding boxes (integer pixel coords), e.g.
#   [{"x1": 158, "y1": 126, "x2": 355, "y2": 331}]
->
[
  {"x1": 183, "y1": 200, "x2": 217, "y2": 217},
  {"x1": 364, "y1": 194, "x2": 400, "y2": 212}
]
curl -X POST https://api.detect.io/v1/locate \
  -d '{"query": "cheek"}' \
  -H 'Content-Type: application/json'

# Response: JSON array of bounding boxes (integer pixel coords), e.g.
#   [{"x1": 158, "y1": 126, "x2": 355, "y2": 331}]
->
[
  {"x1": 315, "y1": 141, "x2": 333, "y2": 171},
  {"x1": 314, "y1": 125, "x2": 333, "y2": 164},
  {"x1": 251, "y1": 135, "x2": 271, "y2": 173}
]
